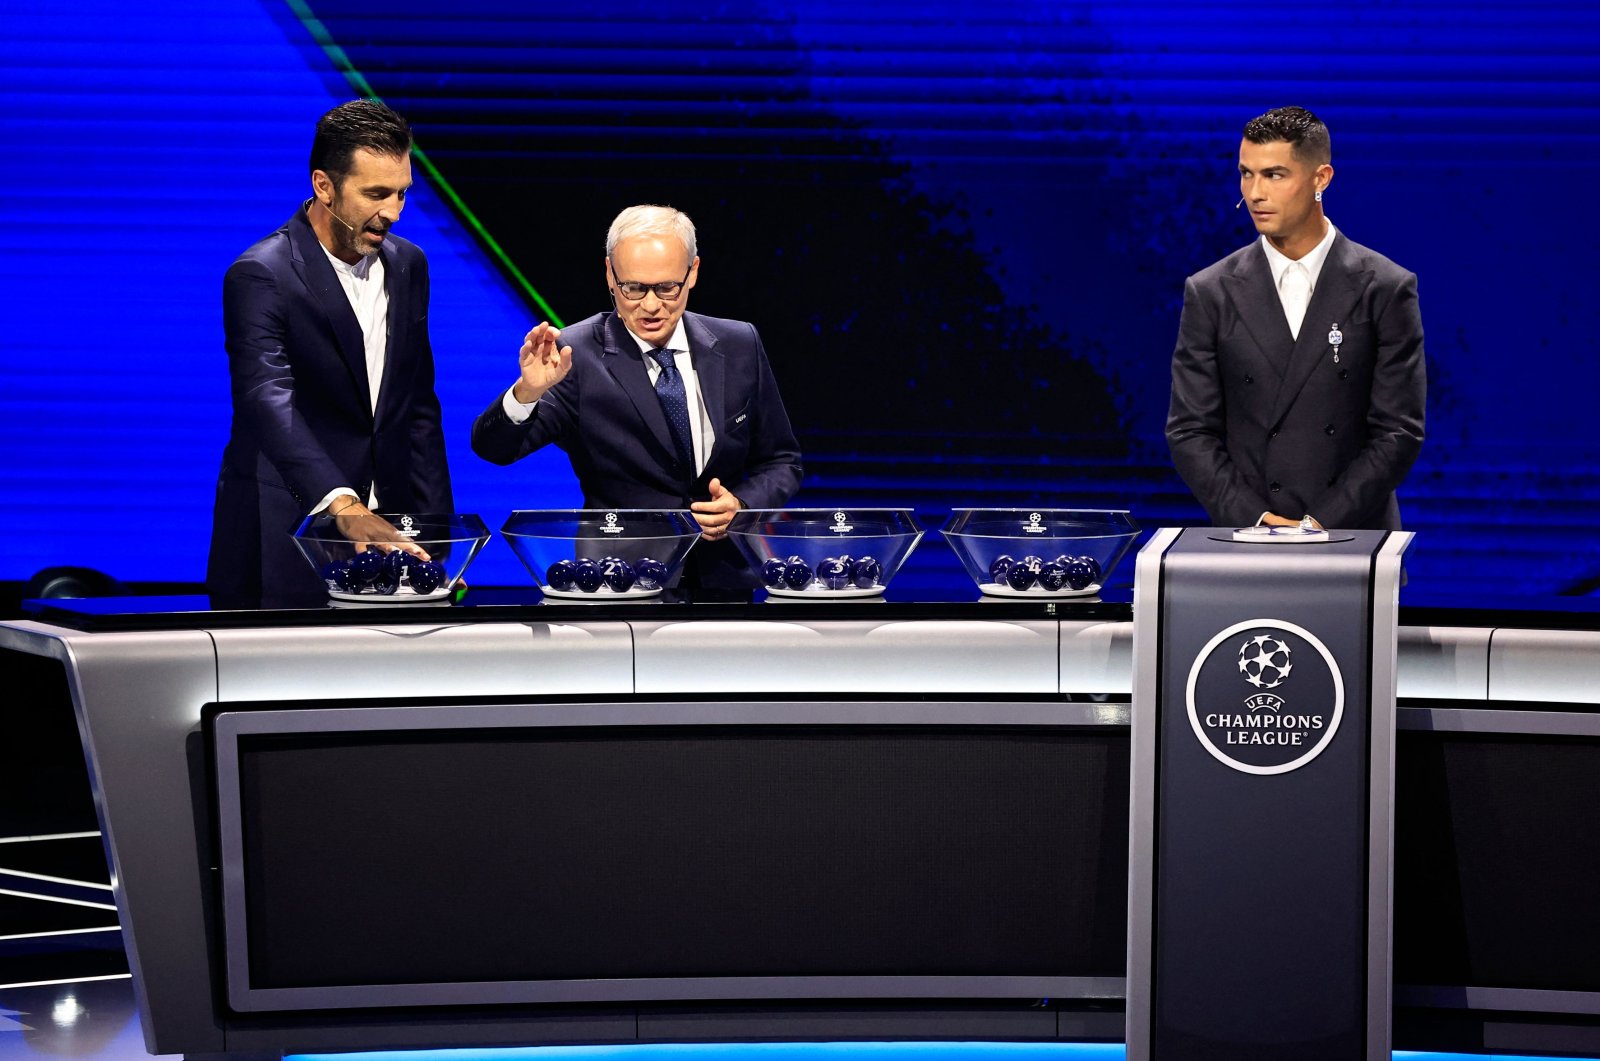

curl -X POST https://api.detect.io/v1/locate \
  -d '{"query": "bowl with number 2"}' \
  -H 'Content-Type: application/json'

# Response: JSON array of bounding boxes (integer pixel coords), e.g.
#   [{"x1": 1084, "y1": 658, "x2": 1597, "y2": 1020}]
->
[{"x1": 500, "y1": 509, "x2": 701, "y2": 600}]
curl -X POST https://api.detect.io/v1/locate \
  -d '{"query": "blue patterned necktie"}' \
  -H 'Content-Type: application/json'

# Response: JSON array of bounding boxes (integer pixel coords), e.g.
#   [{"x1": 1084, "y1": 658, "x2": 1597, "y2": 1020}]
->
[{"x1": 653, "y1": 347, "x2": 695, "y2": 472}]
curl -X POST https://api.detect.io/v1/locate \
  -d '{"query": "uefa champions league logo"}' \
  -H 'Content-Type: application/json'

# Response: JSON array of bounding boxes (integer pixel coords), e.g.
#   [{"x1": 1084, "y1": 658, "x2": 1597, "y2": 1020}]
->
[
  {"x1": 1238, "y1": 634, "x2": 1293, "y2": 689},
  {"x1": 601, "y1": 511, "x2": 624, "y2": 534},
  {"x1": 1023, "y1": 512, "x2": 1046, "y2": 534},
  {"x1": 1186, "y1": 619, "x2": 1345, "y2": 776},
  {"x1": 397, "y1": 514, "x2": 420, "y2": 539},
  {"x1": 831, "y1": 511, "x2": 854, "y2": 533}
]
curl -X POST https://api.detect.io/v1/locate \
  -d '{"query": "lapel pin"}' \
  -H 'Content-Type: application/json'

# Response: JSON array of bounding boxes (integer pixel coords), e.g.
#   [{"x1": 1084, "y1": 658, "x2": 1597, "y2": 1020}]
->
[{"x1": 1328, "y1": 323, "x2": 1343, "y2": 363}]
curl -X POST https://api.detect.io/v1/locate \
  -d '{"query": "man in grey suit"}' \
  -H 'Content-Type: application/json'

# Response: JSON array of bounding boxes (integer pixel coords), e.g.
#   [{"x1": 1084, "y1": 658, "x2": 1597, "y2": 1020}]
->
[{"x1": 1167, "y1": 106, "x2": 1425, "y2": 530}]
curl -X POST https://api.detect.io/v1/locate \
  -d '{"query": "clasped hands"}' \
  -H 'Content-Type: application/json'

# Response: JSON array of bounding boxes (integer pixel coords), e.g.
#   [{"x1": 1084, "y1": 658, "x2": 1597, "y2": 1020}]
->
[{"x1": 1261, "y1": 512, "x2": 1324, "y2": 531}]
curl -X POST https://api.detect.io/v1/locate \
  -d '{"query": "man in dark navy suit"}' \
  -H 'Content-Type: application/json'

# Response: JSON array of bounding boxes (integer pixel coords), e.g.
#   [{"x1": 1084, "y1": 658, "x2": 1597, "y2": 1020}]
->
[
  {"x1": 1167, "y1": 106, "x2": 1425, "y2": 531},
  {"x1": 209, "y1": 100, "x2": 451, "y2": 607},
  {"x1": 472, "y1": 205, "x2": 802, "y2": 595}
]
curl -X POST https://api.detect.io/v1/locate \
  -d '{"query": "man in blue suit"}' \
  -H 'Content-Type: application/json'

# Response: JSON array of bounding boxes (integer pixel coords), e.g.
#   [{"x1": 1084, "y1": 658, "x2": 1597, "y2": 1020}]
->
[
  {"x1": 472, "y1": 205, "x2": 802, "y2": 595},
  {"x1": 209, "y1": 100, "x2": 452, "y2": 607}
]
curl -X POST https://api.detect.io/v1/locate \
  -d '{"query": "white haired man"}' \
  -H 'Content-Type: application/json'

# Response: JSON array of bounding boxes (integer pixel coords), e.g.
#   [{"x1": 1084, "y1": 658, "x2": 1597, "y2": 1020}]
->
[{"x1": 472, "y1": 204, "x2": 803, "y2": 597}]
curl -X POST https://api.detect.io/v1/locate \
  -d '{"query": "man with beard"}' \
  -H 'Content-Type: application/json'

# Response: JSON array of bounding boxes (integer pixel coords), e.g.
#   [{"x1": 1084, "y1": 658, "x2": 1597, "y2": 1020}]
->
[{"x1": 209, "y1": 100, "x2": 451, "y2": 607}]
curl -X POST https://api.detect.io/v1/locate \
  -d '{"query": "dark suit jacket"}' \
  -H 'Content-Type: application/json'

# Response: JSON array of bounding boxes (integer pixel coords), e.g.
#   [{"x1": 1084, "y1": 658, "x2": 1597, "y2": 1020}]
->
[
  {"x1": 208, "y1": 205, "x2": 452, "y2": 608},
  {"x1": 472, "y1": 310, "x2": 802, "y2": 590},
  {"x1": 1166, "y1": 232, "x2": 1425, "y2": 530}
]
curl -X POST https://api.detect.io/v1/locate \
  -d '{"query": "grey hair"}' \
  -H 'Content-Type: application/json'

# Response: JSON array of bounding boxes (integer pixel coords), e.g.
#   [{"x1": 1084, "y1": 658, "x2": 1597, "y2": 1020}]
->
[{"x1": 605, "y1": 204, "x2": 697, "y2": 261}]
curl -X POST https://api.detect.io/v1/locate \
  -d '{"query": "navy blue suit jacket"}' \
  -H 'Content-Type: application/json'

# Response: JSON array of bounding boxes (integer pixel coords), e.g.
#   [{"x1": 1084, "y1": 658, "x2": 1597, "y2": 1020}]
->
[
  {"x1": 1167, "y1": 233, "x2": 1426, "y2": 530},
  {"x1": 209, "y1": 205, "x2": 452, "y2": 607},
  {"x1": 471, "y1": 311, "x2": 802, "y2": 589}
]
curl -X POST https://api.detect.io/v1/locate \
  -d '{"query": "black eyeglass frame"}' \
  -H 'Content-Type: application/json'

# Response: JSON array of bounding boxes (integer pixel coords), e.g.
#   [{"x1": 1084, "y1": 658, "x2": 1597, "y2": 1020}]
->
[{"x1": 608, "y1": 261, "x2": 693, "y2": 302}]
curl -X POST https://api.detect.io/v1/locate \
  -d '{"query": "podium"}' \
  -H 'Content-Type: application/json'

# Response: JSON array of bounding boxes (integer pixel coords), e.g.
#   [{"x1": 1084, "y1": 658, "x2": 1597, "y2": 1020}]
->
[{"x1": 1126, "y1": 526, "x2": 1412, "y2": 1061}]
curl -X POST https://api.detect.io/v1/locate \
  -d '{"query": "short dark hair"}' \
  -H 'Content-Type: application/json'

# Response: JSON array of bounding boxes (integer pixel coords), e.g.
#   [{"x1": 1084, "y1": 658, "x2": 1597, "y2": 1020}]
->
[
  {"x1": 1242, "y1": 106, "x2": 1331, "y2": 166},
  {"x1": 309, "y1": 99, "x2": 412, "y2": 184}
]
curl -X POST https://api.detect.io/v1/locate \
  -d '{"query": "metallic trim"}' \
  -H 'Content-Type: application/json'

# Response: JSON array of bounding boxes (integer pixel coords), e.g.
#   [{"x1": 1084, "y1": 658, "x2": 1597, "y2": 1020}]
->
[
  {"x1": 1396, "y1": 706, "x2": 1600, "y2": 736},
  {"x1": 1123, "y1": 524, "x2": 1182, "y2": 1061},
  {"x1": 1367, "y1": 530, "x2": 1412, "y2": 1060},
  {"x1": 1397, "y1": 984, "x2": 1600, "y2": 1016}
]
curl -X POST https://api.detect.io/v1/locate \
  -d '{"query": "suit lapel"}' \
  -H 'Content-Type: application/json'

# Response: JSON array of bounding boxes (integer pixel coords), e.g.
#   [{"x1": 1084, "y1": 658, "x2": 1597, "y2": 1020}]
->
[
  {"x1": 1221, "y1": 242, "x2": 1294, "y2": 382},
  {"x1": 1267, "y1": 235, "x2": 1370, "y2": 427},
  {"x1": 288, "y1": 207, "x2": 373, "y2": 417},
  {"x1": 684, "y1": 314, "x2": 725, "y2": 461},
  {"x1": 600, "y1": 314, "x2": 678, "y2": 461}
]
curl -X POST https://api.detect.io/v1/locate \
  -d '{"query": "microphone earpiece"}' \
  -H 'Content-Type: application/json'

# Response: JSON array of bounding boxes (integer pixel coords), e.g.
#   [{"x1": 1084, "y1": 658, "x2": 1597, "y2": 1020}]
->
[
  {"x1": 1236, "y1": 197, "x2": 1245, "y2": 209},
  {"x1": 321, "y1": 200, "x2": 357, "y2": 233}
]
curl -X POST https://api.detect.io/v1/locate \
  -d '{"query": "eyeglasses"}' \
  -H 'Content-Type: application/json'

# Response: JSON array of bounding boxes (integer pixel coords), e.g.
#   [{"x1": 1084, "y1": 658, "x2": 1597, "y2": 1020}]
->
[{"x1": 610, "y1": 263, "x2": 691, "y2": 302}]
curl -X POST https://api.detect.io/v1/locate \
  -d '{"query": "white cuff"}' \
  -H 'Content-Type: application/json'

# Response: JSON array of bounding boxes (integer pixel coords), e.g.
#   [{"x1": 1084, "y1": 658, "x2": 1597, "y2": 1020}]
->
[{"x1": 502, "y1": 384, "x2": 538, "y2": 423}]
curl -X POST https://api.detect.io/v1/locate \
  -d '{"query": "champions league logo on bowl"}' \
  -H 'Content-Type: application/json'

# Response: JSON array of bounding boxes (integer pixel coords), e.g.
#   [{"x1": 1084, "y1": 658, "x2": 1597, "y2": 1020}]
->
[{"x1": 1186, "y1": 619, "x2": 1345, "y2": 776}]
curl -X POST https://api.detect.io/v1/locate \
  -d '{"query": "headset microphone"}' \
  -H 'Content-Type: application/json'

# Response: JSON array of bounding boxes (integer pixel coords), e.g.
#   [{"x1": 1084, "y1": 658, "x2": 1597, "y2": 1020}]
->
[{"x1": 1236, "y1": 197, "x2": 1245, "y2": 209}]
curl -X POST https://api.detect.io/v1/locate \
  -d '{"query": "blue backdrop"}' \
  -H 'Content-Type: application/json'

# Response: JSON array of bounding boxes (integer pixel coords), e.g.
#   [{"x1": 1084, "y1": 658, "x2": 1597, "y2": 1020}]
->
[{"x1": 3, "y1": 0, "x2": 1597, "y2": 594}]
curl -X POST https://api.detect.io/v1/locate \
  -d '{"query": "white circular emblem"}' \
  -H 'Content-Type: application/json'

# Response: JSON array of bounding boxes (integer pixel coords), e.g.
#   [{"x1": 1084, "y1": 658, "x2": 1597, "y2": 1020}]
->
[
  {"x1": 605, "y1": 512, "x2": 618, "y2": 524},
  {"x1": 1029, "y1": 512, "x2": 1042, "y2": 523},
  {"x1": 1186, "y1": 618, "x2": 1344, "y2": 776},
  {"x1": 834, "y1": 511, "x2": 847, "y2": 523}
]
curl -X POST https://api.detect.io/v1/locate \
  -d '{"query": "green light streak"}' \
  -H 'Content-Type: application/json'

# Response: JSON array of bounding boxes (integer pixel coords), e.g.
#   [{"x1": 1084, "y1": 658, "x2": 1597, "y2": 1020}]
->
[{"x1": 284, "y1": 0, "x2": 564, "y2": 327}]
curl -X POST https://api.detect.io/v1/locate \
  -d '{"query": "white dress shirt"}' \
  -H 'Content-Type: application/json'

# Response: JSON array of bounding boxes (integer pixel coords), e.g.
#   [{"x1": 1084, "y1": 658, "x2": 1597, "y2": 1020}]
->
[
  {"x1": 502, "y1": 317, "x2": 716, "y2": 476},
  {"x1": 314, "y1": 243, "x2": 388, "y2": 513},
  {"x1": 1260, "y1": 219, "x2": 1337, "y2": 341},
  {"x1": 1254, "y1": 219, "x2": 1337, "y2": 525}
]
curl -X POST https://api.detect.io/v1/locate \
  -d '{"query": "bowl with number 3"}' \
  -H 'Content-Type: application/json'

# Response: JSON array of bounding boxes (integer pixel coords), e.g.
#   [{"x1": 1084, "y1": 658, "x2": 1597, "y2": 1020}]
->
[
  {"x1": 940, "y1": 508, "x2": 1139, "y2": 599},
  {"x1": 728, "y1": 508, "x2": 923, "y2": 599},
  {"x1": 500, "y1": 509, "x2": 702, "y2": 600},
  {"x1": 293, "y1": 512, "x2": 490, "y2": 603}
]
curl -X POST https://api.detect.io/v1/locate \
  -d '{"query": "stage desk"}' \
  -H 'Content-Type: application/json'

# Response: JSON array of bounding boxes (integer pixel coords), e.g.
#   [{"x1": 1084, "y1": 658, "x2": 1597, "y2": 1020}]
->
[{"x1": 3, "y1": 590, "x2": 1600, "y2": 1058}]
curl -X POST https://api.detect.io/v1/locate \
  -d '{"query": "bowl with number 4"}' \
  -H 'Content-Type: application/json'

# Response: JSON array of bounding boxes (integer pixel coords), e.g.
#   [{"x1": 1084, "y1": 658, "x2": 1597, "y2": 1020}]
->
[
  {"x1": 500, "y1": 509, "x2": 702, "y2": 600},
  {"x1": 293, "y1": 512, "x2": 490, "y2": 603},
  {"x1": 940, "y1": 509, "x2": 1140, "y2": 598},
  {"x1": 728, "y1": 508, "x2": 923, "y2": 599}
]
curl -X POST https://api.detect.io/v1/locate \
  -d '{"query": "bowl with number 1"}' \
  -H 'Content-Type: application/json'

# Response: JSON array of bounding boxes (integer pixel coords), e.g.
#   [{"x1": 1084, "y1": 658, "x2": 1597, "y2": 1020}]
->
[
  {"x1": 500, "y1": 509, "x2": 701, "y2": 600},
  {"x1": 293, "y1": 512, "x2": 490, "y2": 603},
  {"x1": 728, "y1": 508, "x2": 923, "y2": 599},
  {"x1": 941, "y1": 509, "x2": 1140, "y2": 598}
]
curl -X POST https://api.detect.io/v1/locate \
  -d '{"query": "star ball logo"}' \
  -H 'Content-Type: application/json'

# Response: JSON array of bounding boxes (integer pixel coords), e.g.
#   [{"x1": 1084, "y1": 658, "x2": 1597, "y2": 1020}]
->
[{"x1": 1185, "y1": 619, "x2": 1345, "y2": 775}]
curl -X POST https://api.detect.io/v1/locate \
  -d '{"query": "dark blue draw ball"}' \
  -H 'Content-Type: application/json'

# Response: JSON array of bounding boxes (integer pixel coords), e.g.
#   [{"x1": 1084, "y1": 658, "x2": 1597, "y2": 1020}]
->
[
  {"x1": 1064, "y1": 556, "x2": 1100, "y2": 591},
  {"x1": 818, "y1": 556, "x2": 851, "y2": 590},
  {"x1": 602, "y1": 557, "x2": 636, "y2": 593},
  {"x1": 761, "y1": 557, "x2": 788, "y2": 588},
  {"x1": 1005, "y1": 557, "x2": 1040, "y2": 591},
  {"x1": 849, "y1": 556, "x2": 882, "y2": 589},
  {"x1": 573, "y1": 558, "x2": 605, "y2": 593},
  {"x1": 782, "y1": 557, "x2": 814, "y2": 589},
  {"x1": 383, "y1": 550, "x2": 413, "y2": 583},
  {"x1": 370, "y1": 567, "x2": 400, "y2": 595},
  {"x1": 1037, "y1": 560, "x2": 1069, "y2": 591},
  {"x1": 348, "y1": 548, "x2": 384, "y2": 585},
  {"x1": 988, "y1": 554, "x2": 1016, "y2": 583},
  {"x1": 321, "y1": 560, "x2": 354, "y2": 592},
  {"x1": 545, "y1": 558, "x2": 577, "y2": 591},
  {"x1": 635, "y1": 557, "x2": 668, "y2": 590},
  {"x1": 409, "y1": 560, "x2": 446, "y2": 594}
]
